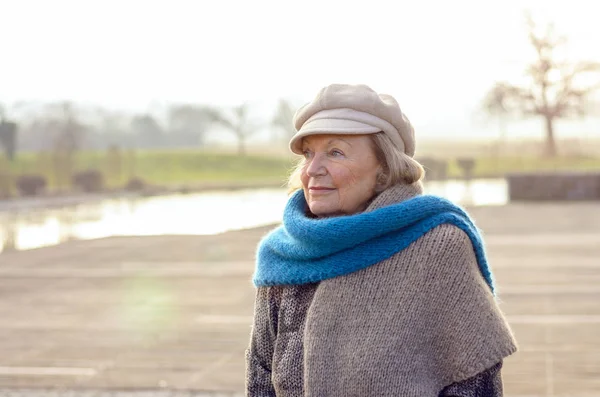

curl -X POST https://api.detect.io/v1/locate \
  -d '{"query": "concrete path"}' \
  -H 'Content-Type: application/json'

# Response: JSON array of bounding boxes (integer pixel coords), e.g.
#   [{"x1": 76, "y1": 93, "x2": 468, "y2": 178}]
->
[{"x1": 0, "y1": 202, "x2": 599, "y2": 396}]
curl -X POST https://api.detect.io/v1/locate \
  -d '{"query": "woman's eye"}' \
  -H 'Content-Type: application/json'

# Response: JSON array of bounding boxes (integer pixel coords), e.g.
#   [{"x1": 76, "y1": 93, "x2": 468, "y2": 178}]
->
[
  {"x1": 330, "y1": 149, "x2": 343, "y2": 157},
  {"x1": 302, "y1": 150, "x2": 312, "y2": 159}
]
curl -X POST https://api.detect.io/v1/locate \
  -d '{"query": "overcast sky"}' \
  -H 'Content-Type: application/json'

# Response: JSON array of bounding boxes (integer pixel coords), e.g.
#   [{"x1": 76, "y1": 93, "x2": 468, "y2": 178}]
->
[{"x1": 1, "y1": 0, "x2": 599, "y2": 141}]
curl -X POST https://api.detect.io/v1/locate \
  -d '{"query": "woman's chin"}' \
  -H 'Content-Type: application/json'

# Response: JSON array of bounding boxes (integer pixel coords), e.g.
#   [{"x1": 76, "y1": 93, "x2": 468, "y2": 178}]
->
[{"x1": 308, "y1": 202, "x2": 338, "y2": 218}]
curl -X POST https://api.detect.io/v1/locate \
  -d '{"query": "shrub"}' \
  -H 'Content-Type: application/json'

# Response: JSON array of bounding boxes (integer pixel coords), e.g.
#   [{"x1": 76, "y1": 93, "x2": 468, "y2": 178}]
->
[
  {"x1": 72, "y1": 170, "x2": 104, "y2": 193},
  {"x1": 457, "y1": 158, "x2": 476, "y2": 179},
  {"x1": 125, "y1": 177, "x2": 146, "y2": 192},
  {"x1": 16, "y1": 174, "x2": 47, "y2": 196},
  {"x1": 0, "y1": 171, "x2": 11, "y2": 198}
]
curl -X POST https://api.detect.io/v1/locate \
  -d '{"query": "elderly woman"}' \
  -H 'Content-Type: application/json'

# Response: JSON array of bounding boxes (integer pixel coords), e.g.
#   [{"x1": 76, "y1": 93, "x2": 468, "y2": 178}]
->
[{"x1": 246, "y1": 84, "x2": 517, "y2": 396}]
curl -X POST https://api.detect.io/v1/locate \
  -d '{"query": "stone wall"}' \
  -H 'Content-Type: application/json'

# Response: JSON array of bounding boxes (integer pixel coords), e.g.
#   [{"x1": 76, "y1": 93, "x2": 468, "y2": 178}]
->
[{"x1": 507, "y1": 171, "x2": 600, "y2": 201}]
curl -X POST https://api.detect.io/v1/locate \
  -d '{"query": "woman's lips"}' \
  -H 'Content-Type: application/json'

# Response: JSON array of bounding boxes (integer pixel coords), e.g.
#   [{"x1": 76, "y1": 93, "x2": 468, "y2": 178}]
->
[{"x1": 309, "y1": 187, "x2": 335, "y2": 194}]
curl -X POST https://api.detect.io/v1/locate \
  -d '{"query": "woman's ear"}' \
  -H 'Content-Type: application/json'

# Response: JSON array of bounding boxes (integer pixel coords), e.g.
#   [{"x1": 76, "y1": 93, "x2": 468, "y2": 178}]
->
[{"x1": 375, "y1": 168, "x2": 388, "y2": 192}]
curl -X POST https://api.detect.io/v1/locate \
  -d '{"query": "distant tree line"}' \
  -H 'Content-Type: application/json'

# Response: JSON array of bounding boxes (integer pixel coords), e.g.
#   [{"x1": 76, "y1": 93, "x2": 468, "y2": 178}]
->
[{"x1": 0, "y1": 98, "x2": 300, "y2": 159}]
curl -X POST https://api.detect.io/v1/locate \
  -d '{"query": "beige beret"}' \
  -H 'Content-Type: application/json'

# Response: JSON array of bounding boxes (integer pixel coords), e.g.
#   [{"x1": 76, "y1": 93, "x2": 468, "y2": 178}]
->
[{"x1": 290, "y1": 84, "x2": 415, "y2": 157}]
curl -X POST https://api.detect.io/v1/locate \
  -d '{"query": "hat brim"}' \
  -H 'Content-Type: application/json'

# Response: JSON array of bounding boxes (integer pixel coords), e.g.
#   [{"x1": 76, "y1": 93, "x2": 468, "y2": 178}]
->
[{"x1": 289, "y1": 118, "x2": 381, "y2": 155}]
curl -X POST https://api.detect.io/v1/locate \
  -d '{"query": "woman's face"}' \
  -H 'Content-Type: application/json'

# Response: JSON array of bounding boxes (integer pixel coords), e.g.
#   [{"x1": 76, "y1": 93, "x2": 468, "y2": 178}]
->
[{"x1": 300, "y1": 134, "x2": 382, "y2": 217}]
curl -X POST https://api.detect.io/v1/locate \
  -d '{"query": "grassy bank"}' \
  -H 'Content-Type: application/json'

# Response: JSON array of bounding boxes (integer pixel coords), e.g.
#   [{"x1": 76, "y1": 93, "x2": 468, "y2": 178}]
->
[
  {"x1": 1, "y1": 149, "x2": 599, "y2": 194},
  {"x1": 443, "y1": 156, "x2": 600, "y2": 178},
  {"x1": 2, "y1": 150, "x2": 296, "y2": 191}
]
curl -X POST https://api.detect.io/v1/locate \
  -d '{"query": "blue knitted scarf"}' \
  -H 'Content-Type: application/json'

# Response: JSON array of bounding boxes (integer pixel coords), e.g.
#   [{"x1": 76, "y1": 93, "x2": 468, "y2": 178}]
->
[{"x1": 254, "y1": 189, "x2": 494, "y2": 294}]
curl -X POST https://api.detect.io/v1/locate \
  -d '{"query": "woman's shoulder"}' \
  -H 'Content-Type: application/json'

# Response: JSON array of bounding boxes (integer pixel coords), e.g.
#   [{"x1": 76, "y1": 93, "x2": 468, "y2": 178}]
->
[
  {"x1": 415, "y1": 222, "x2": 475, "y2": 256},
  {"x1": 397, "y1": 221, "x2": 489, "y2": 284},
  {"x1": 406, "y1": 221, "x2": 496, "y2": 294}
]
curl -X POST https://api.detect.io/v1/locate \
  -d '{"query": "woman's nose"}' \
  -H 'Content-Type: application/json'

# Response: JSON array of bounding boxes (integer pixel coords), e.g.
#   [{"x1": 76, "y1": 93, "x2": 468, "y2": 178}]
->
[{"x1": 306, "y1": 154, "x2": 327, "y2": 177}]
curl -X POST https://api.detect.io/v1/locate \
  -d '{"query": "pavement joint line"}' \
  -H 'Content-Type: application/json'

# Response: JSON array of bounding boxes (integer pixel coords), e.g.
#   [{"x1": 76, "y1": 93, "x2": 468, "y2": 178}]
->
[
  {"x1": 506, "y1": 314, "x2": 600, "y2": 324},
  {"x1": 516, "y1": 346, "x2": 600, "y2": 352},
  {"x1": 485, "y1": 232, "x2": 600, "y2": 244},
  {"x1": 493, "y1": 262, "x2": 600, "y2": 268},
  {"x1": 0, "y1": 366, "x2": 97, "y2": 376},
  {"x1": 195, "y1": 315, "x2": 253, "y2": 324},
  {"x1": 499, "y1": 286, "x2": 600, "y2": 294},
  {"x1": 183, "y1": 351, "x2": 237, "y2": 388},
  {"x1": 120, "y1": 261, "x2": 254, "y2": 266},
  {"x1": 0, "y1": 390, "x2": 243, "y2": 397},
  {"x1": 0, "y1": 391, "x2": 595, "y2": 397},
  {"x1": 507, "y1": 395, "x2": 600, "y2": 397}
]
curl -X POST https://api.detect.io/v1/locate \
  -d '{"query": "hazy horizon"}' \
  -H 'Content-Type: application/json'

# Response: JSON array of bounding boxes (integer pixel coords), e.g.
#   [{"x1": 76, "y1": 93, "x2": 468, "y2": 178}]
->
[{"x1": 2, "y1": 0, "x2": 599, "y2": 142}]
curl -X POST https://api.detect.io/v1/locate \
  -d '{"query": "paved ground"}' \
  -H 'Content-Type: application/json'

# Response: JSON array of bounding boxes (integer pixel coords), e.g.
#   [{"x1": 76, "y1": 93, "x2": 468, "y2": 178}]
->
[
  {"x1": 0, "y1": 202, "x2": 599, "y2": 396},
  {"x1": 0, "y1": 391, "x2": 241, "y2": 397}
]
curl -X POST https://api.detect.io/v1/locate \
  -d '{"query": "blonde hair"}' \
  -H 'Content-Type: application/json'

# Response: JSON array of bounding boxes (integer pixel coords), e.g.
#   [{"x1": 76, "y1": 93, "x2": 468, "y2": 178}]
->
[{"x1": 286, "y1": 132, "x2": 425, "y2": 194}]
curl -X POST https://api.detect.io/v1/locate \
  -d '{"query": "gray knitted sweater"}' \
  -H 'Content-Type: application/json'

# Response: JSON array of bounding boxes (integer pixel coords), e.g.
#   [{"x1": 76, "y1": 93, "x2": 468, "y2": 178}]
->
[{"x1": 246, "y1": 183, "x2": 517, "y2": 396}]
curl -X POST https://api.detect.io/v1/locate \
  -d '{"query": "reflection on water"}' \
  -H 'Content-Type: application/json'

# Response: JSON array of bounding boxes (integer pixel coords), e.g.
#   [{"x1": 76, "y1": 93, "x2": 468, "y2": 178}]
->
[
  {"x1": 425, "y1": 178, "x2": 507, "y2": 207},
  {"x1": 0, "y1": 179, "x2": 507, "y2": 252}
]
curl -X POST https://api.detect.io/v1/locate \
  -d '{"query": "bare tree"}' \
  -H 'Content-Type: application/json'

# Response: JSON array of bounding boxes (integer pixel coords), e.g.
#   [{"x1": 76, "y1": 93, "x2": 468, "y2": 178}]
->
[
  {"x1": 481, "y1": 82, "x2": 517, "y2": 156},
  {"x1": 130, "y1": 113, "x2": 165, "y2": 148},
  {"x1": 209, "y1": 103, "x2": 259, "y2": 155},
  {"x1": 21, "y1": 102, "x2": 90, "y2": 189},
  {"x1": 271, "y1": 99, "x2": 296, "y2": 141},
  {"x1": 0, "y1": 101, "x2": 44, "y2": 151},
  {"x1": 483, "y1": 15, "x2": 600, "y2": 157},
  {"x1": 26, "y1": 102, "x2": 89, "y2": 152},
  {"x1": 168, "y1": 104, "x2": 213, "y2": 147},
  {"x1": 0, "y1": 104, "x2": 18, "y2": 160},
  {"x1": 93, "y1": 108, "x2": 134, "y2": 148},
  {"x1": 54, "y1": 102, "x2": 88, "y2": 152}
]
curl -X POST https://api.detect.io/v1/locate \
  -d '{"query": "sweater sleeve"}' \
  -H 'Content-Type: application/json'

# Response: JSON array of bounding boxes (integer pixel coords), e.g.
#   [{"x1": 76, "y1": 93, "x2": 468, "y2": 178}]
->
[
  {"x1": 245, "y1": 286, "x2": 280, "y2": 397},
  {"x1": 439, "y1": 361, "x2": 504, "y2": 397}
]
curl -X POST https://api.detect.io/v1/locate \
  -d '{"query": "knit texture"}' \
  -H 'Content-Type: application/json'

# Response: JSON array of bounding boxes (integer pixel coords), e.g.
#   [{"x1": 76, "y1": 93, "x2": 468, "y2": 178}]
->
[
  {"x1": 246, "y1": 284, "x2": 507, "y2": 397},
  {"x1": 246, "y1": 183, "x2": 518, "y2": 396},
  {"x1": 254, "y1": 186, "x2": 494, "y2": 294}
]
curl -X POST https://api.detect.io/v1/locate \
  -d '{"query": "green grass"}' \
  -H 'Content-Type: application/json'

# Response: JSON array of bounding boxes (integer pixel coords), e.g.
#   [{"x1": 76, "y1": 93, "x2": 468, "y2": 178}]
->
[
  {"x1": 443, "y1": 156, "x2": 600, "y2": 179},
  {"x1": 1, "y1": 149, "x2": 296, "y2": 190},
  {"x1": 1, "y1": 149, "x2": 599, "y2": 194},
  {"x1": 127, "y1": 151, "x2": 295, "y2": 185}
]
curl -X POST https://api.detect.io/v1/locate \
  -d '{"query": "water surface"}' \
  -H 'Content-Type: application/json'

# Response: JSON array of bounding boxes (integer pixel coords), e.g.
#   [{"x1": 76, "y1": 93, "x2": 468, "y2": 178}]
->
[{"x1": 0, "y1": 179, "x2": 507, "y2": 252}]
